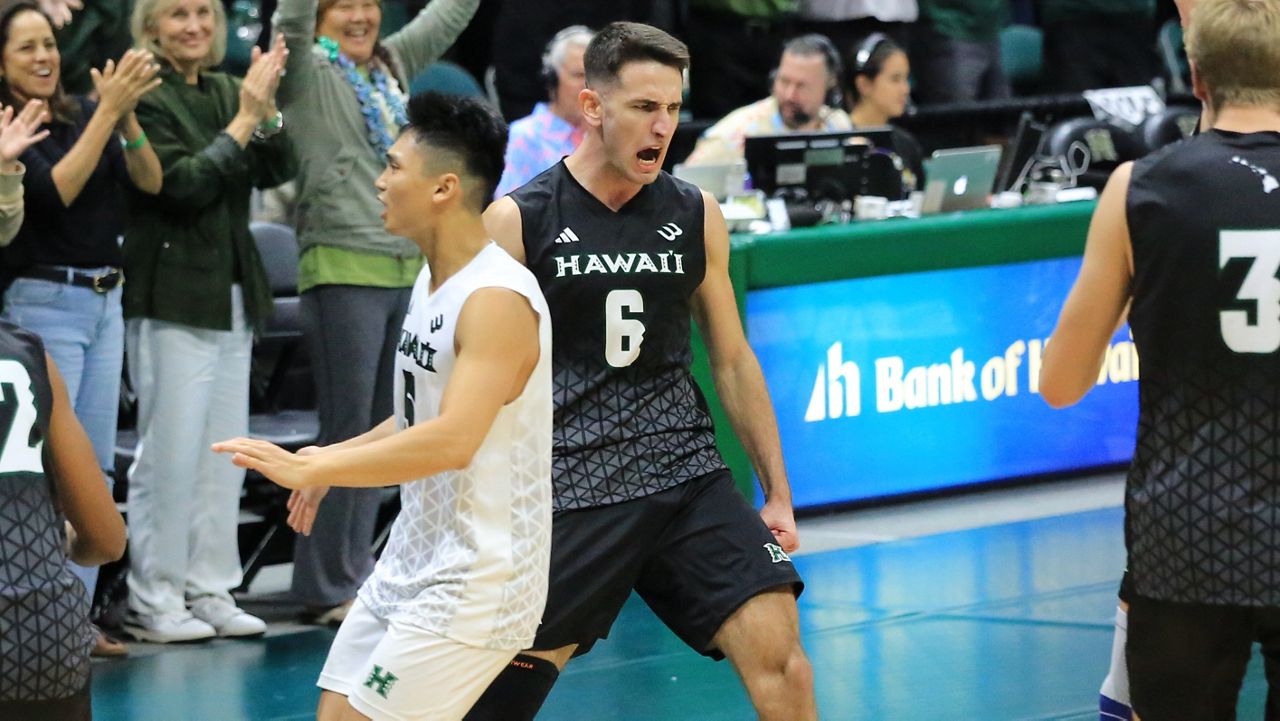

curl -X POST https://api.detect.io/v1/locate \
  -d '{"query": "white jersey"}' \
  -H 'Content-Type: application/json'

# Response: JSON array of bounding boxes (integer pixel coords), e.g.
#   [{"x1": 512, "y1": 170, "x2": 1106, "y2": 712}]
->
[{"x1": 359, "y1": 242, "x2": 553, "y2": 651}]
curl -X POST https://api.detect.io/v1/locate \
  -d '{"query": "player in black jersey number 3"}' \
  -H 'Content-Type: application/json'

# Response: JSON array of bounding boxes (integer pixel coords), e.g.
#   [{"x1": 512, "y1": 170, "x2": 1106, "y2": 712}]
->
[
  {"x1": 467, "y1": 21, "x2": 815, "y2": 721},
  {"x1": 1041, "y1": 0, "x2": 1280, "y2": 718}
]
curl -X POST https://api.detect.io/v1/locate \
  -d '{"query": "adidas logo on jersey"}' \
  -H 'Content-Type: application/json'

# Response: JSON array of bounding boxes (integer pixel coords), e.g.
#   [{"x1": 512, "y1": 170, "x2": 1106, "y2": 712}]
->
[
  {"x1": 430, "y1": 315, "x2": 443, "y2": 333},
  {"x1": 554, "y1": 227, "x2": 581, "y2": 244},
  {"x1": 657, "y1": 222, "x2": 683, "y2": 241}
]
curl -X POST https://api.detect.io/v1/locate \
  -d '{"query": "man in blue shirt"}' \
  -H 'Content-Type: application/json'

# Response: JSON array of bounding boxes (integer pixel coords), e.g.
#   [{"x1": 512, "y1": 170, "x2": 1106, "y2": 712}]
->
[{"x1": 494, "y1": 26, "x2": 593, "y2": 198}]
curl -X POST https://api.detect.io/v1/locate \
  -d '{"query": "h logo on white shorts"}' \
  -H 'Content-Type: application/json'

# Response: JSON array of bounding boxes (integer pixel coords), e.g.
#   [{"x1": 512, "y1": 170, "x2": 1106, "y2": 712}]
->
[{"x1": 364, "y1": 665, "x2": 399, "y2": 699}]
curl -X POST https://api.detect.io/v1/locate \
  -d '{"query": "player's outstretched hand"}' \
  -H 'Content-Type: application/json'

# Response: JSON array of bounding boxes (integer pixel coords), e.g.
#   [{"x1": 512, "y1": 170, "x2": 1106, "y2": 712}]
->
[
  {"x1": 760, "y1": 500, "x2": 800, "y2": 554},
  {"x1": 212, "y1": 437, "x2": 311, "y2": 490},
  {"x1": 286, "y1": 446, "x2": 329, "y2": 536}
]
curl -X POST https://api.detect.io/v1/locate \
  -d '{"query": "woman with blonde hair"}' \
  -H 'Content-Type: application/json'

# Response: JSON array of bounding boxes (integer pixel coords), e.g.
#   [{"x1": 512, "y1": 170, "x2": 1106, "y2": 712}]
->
[
  {"x1": 273, "y1": 0, "x2": 479, "y2": 625},
  {"x1": 120, "y1": 0, "x2": 296, "y2": 644}
]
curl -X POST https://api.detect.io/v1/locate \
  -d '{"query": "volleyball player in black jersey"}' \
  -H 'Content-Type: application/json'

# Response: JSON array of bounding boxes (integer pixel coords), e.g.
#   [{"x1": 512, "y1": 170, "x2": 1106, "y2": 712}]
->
[
  {"x1": 0, "y1": 320, "x2": 126, "y2": 720},
  {"x1": 1042, "y1": 1, "x2": 1280, "y2": 717},
  {"x1": 464, "y1": 21, "x2": 815, "y2": 721}
]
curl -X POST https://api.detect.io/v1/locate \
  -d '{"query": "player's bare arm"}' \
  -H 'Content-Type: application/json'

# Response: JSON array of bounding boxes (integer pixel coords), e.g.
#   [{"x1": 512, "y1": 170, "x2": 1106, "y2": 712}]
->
[
  {"x1": 691, "y1": 190, "x2": 799, "y2": 552},
  {"x1": 483, "y1": 196, "x2": 527, "y2": 265},
  {"x1": 1040, "y1": 162, "x2": 1135, "y2": 408},
  {"x1": 215, "y1": 288, "x2": 540, "y2": 490},
  {"x1": 45, "y1": 353, "x2": 126, "y2": 566}
]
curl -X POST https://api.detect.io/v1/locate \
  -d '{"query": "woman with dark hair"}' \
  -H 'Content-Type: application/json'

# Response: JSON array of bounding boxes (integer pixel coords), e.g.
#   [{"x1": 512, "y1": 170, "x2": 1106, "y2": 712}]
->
[
  {"x1": 844, "y1": 33, "x2": 925, "y2": 194},
  {"x1": 273, "y1": 0, "x2": 479, "y2": 625},
  {"x1": 121, "y1": 0, "x2": 296, "y2": 644},
  {"x1": 0, "y1": 0, "x2": 163, "y2": 657}
]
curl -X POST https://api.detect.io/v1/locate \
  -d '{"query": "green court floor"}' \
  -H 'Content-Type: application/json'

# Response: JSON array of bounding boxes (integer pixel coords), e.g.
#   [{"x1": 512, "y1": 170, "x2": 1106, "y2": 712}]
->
[{"x1": 89, "y1": 506, "x2": 1272, "y2": 720}]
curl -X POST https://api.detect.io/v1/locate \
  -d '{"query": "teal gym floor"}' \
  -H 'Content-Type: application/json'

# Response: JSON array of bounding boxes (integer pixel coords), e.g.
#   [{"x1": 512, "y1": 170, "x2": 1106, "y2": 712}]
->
[{"x1": 89, "y1": 484, "x2": 1273, "y2": 720}]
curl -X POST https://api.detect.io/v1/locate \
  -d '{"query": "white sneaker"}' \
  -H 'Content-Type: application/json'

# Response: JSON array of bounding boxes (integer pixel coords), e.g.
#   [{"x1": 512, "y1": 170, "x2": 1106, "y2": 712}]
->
[
  {"x1": 123, "y1": 611, "x2": 217, "y2": 644},
  {"x1": 189, "y1": 596, "x2": 267, "y2": 638}
]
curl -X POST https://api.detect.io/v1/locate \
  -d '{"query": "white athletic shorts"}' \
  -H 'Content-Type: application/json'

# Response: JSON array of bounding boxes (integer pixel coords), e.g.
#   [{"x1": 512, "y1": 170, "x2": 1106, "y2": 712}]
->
[{"x1": 317, "y1": 599, "x2": 517, "y2": 721}]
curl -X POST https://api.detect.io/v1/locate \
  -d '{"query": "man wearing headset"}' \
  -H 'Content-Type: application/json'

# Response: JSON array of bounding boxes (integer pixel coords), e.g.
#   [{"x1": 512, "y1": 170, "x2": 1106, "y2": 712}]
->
[
  {"x1": 494, "y1": 26, "x2": 594, "y2": 198},
  {"x1": 684, "y1": 33, "x2": 852, "y2": 167}
]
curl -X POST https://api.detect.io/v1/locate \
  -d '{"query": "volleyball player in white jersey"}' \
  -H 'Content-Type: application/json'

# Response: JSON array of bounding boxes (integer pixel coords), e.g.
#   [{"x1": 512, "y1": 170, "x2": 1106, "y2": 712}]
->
[{"x1": 214, "y1": 92, "x2": 553, "y2": 721}]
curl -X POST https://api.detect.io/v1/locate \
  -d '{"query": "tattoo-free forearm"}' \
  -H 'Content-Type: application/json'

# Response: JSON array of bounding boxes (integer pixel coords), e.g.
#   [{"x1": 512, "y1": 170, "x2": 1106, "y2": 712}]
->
[{"x1": 711, "y1": 351, "x2": 792, "y2": 504}]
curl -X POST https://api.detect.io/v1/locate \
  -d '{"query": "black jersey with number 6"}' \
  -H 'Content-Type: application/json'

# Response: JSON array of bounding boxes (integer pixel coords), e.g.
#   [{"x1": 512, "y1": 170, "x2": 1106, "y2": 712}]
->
[
  {"x1": 1126, "y1": 129, "x2": 1280, "y2": 606},
  {"x1": 510, "y1": 161, "x2": 726, "y2": 510}
]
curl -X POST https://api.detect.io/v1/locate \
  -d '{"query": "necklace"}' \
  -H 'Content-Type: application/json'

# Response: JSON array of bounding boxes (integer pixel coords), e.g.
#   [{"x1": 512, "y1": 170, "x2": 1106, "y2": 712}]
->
[{"x1": 317, "y1": 35, "x2": 408, "y2": 159}]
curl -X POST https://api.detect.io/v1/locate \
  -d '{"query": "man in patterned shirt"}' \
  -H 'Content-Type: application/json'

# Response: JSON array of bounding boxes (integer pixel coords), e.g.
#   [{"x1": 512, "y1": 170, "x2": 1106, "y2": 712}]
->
[
  {"x1": 684, "y1": 33, "x2": 852, "y2": 166},
  {"x1": 1041, "y1": 0, "x2": 1280, "y2": 717},
  {"x1": 468, "y1": 21, "x2": 814, "y2": 721},
  {"x1": 493, "y1": 26, "x2": 594, "y2": 198},
  {"x1": 215, "y1": 93, "x2": 553, "y2": 721}
]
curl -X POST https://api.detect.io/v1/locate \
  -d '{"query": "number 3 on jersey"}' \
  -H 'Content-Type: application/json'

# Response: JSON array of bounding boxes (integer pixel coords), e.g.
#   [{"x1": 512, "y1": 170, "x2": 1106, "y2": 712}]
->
[
  {"x1": 1221, "y1": 230, "x2": 1280, "y2": 353},
  {"x1": 606, "y1": 290, "x2": 646, "y2": 368}
]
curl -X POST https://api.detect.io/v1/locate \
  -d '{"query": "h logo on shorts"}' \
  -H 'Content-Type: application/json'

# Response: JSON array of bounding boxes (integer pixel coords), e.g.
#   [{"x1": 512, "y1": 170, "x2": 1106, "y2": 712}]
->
[
  {"x1": 364, "y1": 665, "x2": 399, "y2": 699},
  {"x1": 764, "y1": 543, "x2": 792, "y2": 564}
]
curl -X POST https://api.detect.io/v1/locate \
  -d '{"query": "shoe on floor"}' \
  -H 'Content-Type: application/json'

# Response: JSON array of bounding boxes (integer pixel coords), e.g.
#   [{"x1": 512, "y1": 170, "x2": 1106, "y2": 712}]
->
[
  {"x1": 189, "y1": 596, "x2": 266, "y2": 638},
  {"x1": 90, "y1": 627, "x2": 128, "y2": 658},
  {"x1": 301, "y1": 599, "x2": 353, "y2": 627},
  {"x1": 122, "y1": 611, "x2": 216, "y2": 644}
]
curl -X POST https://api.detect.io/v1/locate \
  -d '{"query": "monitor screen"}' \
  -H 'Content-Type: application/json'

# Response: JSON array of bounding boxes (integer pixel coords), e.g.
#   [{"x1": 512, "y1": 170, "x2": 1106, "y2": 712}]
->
[
  {"x1": 995, "y1": 112, "x2": 1048, "y2": 194},
  {"x1": 744, "y1": 128, "x2": 902, "y2": 200}
]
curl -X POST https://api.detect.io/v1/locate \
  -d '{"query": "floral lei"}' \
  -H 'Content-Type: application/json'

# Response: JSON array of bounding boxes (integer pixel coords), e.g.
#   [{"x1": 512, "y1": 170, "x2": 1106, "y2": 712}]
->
[{"x1": 317, "y1": 35, "x2": 408, "y2": 159}]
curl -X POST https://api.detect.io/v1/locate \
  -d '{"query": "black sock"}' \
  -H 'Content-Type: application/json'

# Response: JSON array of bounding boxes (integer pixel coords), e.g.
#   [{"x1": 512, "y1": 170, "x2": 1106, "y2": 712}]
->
[{"x1": 464, "y1": 654, "x2": 560, "y2": 721}]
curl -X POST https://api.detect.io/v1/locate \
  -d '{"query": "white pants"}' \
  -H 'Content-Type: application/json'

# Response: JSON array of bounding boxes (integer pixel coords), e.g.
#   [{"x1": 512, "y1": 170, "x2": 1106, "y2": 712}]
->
[
  {"x1": 319, "y1": 600, "x2": 516, "y2": 721},
  {"x1": 125, "y1": 286, "x2": 253, "y2": 616}
]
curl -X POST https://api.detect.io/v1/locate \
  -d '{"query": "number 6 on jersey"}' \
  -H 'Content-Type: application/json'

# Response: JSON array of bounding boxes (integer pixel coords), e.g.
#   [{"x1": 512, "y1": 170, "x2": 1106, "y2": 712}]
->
[{"x1": 606, "y1": 289, "x2": 646, "y2": 368}]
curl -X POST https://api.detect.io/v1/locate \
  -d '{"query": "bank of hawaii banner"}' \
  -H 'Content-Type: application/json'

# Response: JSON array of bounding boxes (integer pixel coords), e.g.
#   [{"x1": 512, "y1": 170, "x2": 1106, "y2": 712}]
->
[{"x1": 747, "y1": 257, "x2": 1138, "y2": 508}]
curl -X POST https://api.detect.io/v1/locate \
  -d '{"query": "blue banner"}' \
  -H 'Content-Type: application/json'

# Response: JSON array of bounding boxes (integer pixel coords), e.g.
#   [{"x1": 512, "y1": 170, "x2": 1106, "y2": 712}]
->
[{"x1": 748, "y1": 257, "x2": 1137, "y2": 509}]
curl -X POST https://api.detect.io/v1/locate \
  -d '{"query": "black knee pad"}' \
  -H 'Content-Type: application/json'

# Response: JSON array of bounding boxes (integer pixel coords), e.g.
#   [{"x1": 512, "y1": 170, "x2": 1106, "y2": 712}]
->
[{"x1": 463, "y1": 654, "x2": 560, "y2": 721}]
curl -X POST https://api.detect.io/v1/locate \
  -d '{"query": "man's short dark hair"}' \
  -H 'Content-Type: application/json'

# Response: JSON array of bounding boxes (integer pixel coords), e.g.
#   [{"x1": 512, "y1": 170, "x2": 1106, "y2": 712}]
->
[
  {"x1": 782, "y1": 33, "x2": 842, "y2": 83},
  {"x1": 584, "y1": 21, "x2": 690, "y2": 89},
  {"x1": 403, "y1": 92, "x2": 508, "y2": 211}
]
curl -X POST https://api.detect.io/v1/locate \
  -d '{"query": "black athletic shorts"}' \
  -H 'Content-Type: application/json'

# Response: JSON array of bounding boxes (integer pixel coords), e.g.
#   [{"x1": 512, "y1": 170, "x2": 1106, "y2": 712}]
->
[
  {"x1": 531, "y1": 469, "x2": 804, "y2": 659},
  {"x1": 0, "y1": 679, "x2": 91, "y2": 721},
  {"x1": 1128, "y1": 593, "x2": 1280, "y2": 720}
]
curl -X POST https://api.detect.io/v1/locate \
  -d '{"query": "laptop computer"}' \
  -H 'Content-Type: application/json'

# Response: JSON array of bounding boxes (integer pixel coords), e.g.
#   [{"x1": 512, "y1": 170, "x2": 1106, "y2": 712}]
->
[
  {"x1": 673, "y1": 161, "x2": 748, "y2": 202},
  {"x1": 921, "y1": 145, "x2": 1003, "y2": 213}
]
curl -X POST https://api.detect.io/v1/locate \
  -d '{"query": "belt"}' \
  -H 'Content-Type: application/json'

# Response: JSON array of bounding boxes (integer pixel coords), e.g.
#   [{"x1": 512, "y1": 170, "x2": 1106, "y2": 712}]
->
[{"x1": 20, "y1": 266, "x2": 123, "y2": 293}]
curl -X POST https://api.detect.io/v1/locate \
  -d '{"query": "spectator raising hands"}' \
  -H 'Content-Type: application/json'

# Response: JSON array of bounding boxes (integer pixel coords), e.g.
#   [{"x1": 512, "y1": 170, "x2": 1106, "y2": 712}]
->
[
  {"x1": 118, "y1": 0, "x2": 297, "y2": 645},
  {"x1": 0, "y1": 1, "x2": 164, "y2": 660}
]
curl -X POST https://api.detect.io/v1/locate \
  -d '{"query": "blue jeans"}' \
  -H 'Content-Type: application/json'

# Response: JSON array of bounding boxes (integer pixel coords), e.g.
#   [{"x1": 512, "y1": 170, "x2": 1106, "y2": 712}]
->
[{"x1": 3, "y1": 272, "x2": 125, "y2": 599}]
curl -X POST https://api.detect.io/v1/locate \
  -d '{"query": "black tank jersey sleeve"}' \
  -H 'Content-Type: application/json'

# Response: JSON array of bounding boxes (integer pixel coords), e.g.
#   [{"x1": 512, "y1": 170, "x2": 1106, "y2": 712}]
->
[
  {"x1": 1124, "y1": 129, "x2": 1280, "y2": 606},
  {"x1": 510, "y1": 162, "x2": 726, "y2": 510}
]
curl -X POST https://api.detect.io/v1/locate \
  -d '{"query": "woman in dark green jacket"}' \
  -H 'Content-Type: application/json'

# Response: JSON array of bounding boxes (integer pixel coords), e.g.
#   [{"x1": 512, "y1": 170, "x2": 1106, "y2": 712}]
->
[{"x1": 121, "y1": 0, "x2": 296, "y2": 645}]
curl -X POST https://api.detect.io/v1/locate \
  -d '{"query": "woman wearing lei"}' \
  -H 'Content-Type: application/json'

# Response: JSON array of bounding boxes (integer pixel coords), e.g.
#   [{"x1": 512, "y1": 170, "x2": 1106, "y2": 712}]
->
[{"x1": 273, "y1": 0, "x2": 480, "y2": 625}]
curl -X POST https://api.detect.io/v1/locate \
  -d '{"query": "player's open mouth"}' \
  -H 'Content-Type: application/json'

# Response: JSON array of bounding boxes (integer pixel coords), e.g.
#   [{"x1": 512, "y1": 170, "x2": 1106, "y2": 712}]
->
[{"x1": 636, "y1": 147, "x2": 660, "y2": 167}]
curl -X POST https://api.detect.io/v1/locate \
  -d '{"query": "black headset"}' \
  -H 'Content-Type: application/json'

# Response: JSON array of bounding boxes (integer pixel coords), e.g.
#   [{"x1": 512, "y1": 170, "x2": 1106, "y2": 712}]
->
[
  {"x1": 771, "y1": 33, "x2": 844, "y2": 109},
  {"x1": 540, "y1": 25, "x2": 594, "y2": 96}
]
